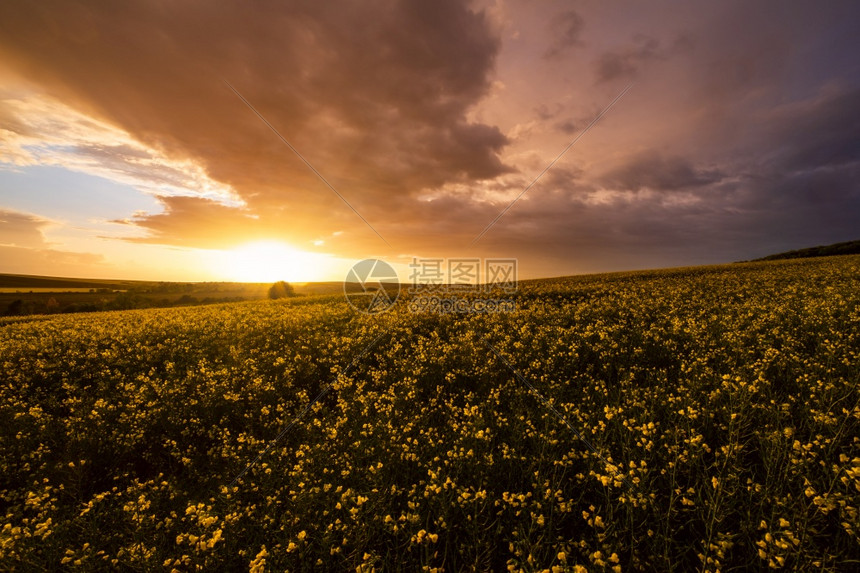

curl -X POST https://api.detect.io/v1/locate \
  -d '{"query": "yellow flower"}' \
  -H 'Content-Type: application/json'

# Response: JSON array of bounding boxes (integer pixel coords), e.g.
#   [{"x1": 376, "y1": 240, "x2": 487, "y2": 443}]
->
[
  {"x1": 207, "y1": 529, "x2": 222, "y2": 549},
  {"x1": 250, "y1": 546, "x2": 268, "y2": 573}
]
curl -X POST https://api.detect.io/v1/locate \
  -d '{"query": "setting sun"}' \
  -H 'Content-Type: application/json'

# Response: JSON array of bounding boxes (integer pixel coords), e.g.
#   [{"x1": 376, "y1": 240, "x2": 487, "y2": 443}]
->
[{"x1": 219, "y1": 241, "x2": 335, "y2": 283}]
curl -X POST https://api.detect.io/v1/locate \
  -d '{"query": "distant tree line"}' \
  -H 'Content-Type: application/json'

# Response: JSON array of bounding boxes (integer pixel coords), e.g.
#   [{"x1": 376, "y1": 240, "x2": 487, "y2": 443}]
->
[
  {"x1": 3, "y1": 281, "x2": 301, "y2": 317},
  {"x1": 2, "y1": 281, "x2": 301, "y2": 317},
  {"x1": 753, "y1": 239, "x2": 860, "y2": 261},
  {"x1": 126, "y1": 282, "x2": 266, "y2": 294},
  {"x1": 2, "y1": 293, "x2": 247, "y2": 317},
  {"x1": 128, "y1": 282, "x2": 197, "y2": 294}
]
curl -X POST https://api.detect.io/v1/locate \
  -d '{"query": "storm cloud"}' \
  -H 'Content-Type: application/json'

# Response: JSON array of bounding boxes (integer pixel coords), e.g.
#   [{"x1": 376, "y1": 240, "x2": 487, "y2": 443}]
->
[{"x1": 0, "y1": 0, "x2": 509, "y2": 248}]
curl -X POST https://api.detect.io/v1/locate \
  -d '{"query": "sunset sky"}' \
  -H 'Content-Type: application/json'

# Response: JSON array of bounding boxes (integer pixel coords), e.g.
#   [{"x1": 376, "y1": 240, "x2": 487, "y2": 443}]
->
[{"x1": 1, "y1": 0, "x2": 859, "y2": 282}]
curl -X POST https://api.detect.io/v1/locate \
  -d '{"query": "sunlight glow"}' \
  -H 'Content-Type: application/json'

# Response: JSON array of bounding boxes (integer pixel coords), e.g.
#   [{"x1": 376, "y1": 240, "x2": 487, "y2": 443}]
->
[{"x1": 219, "y1": 241, "x2": 334, "y2": 283}]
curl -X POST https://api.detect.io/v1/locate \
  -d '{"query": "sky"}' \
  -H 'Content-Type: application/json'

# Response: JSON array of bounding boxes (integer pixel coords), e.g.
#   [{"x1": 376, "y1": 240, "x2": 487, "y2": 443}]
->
[{"x1": 1, "y1": 0, "x2": 859, "y2": 282}]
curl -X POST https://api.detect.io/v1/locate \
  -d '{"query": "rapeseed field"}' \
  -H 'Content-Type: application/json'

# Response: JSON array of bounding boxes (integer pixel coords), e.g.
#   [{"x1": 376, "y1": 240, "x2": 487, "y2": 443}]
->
[{"x1": 1, "y1": 257, "x2": 858, "y2": 571}]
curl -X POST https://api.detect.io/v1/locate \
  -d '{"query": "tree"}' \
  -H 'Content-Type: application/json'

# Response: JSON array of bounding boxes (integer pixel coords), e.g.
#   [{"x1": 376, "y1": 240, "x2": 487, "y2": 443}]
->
[
  {"x1": 268, "y1": 281, "x2": 296, "y2": 299},
  {"x1": 4, "y1": 299, "x2": 23, "y2": 316}
]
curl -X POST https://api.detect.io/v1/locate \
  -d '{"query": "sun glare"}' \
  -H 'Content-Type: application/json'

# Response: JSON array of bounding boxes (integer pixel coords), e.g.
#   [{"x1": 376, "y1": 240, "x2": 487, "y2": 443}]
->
[{"x1": 220, "y1": 241, "x2": 334, "y2": 283}]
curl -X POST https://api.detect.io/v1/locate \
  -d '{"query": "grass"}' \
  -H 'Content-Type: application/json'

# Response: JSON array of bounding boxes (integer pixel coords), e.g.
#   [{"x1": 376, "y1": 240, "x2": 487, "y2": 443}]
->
[{"x1": 1, "y1": 256, "x2": 858, "y2": 571}]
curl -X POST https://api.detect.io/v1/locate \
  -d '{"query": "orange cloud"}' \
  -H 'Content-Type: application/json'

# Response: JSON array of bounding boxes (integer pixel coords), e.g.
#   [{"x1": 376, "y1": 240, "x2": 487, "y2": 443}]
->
[
  {"x1": 0, "y1": 209, "x2": 105, "y2": 275},
  {"x1": 0, "y1": 0, "x2": 510, "y2": 253}
]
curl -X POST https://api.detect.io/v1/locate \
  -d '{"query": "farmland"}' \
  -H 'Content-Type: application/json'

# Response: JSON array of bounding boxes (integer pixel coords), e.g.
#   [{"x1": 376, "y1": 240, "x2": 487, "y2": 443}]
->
[
  {"x1": 1, "y1": 256, "x2": 859, "y2": 571},
  {"x1": 0, "y1": 275, "x2": 347, "y2": 317}
]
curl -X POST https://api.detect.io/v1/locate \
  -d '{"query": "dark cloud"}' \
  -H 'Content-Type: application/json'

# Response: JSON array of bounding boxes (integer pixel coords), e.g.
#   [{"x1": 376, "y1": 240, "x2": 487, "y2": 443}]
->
[
  {"x1": 531, "y1": 102, "x2": 583, "y2": 135},
  {"x1": 0, "y1": 0, "x2": 509, "y2": 247},
  {"x1": 600, "y1": 151, "x2": 724, "y2": 192},
  {"x1": 409, "y1": 76, "x2": 859, "y2": 269},
  {"x1": 714, "y1": 85, "x2": 860, "y2": 237},
  {"x1": 759, "y1": 87, "x2": 860, "y2": 174},
  {"x1": 540, "y1": 166, "x2": 585, "y2": 193},
  {"x1": 460, "y1": 80, "x2": 860, "y2": 272},
  {"x1": 544, "y1": 10, "x2": 584, "y2": 59},
  {"x1": 534, "y1": 103, "x2": 563, "y2": 121},
  {"x1": 594, "y1": 34, "x2": 692, "y2": 84},
  {"x1": 555, "y1": 119, "x2": 580, "y2": 135},
  {"x1": 594, "y1": 35, "x2": 663, "y2": 83}
]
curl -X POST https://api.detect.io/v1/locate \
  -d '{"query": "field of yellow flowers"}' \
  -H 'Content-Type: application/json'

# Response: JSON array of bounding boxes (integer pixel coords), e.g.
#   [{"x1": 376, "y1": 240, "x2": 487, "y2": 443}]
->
[{"x1": 1, "y1": 256, "x2": 859, "y2": 571}]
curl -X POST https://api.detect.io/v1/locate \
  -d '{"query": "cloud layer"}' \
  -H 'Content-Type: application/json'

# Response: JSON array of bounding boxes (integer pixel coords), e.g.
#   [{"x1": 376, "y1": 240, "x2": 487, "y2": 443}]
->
[
  {"x1": 1, "y1": 0, "x2": 859, "y2": 277},
  {"x1": 0, "y1": 0, "x2": 510, "y2": 250},
  {"x1": 0, "y1": 209, "x2": 105, "y2": 275}
]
